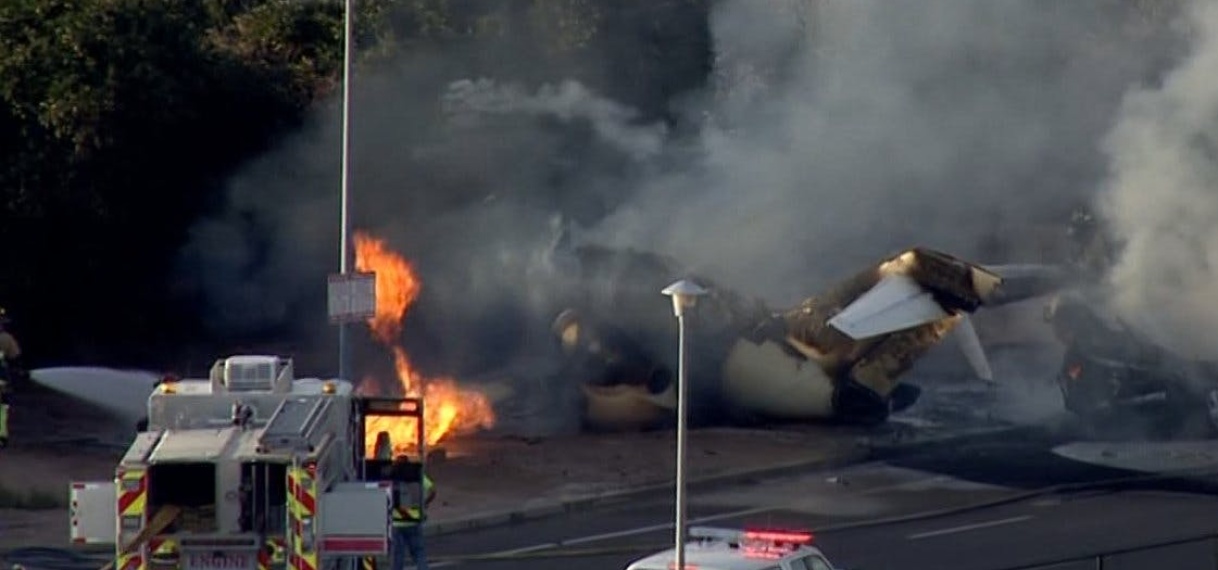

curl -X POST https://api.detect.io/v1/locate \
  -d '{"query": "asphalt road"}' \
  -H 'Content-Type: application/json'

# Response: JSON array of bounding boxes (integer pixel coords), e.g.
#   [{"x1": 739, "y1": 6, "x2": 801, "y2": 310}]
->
[{"x1": 420, "y1": 436, "x2": 1218, "y2": 570}]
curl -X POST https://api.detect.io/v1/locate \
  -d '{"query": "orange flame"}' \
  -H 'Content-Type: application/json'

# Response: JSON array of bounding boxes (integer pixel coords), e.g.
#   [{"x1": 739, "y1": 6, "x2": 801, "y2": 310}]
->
[{"x1": 354, "y1": 230, "x2": 495, "y2": 452}]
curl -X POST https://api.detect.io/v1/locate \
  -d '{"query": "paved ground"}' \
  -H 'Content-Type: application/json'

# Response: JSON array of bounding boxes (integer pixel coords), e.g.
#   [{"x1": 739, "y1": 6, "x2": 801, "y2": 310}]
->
[
  {"x1": 0, "y1": 342, "x2": 1065, "y2": 553},
  {"x1": 0, "y1": 421, "x2": 869, "y2": 549},
  {"x1": 425, "y1": 426, "x2": 866, "y2": 520},
  {"x1": 420, "y1": 437, "x2": 1218, "y2": 570}
]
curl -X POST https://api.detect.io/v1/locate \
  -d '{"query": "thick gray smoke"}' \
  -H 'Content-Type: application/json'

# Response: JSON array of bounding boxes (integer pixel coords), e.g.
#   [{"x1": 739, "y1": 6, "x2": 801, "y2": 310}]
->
[
  {"x1": 180, "y1": 0, "x2": 1182, "y2": 389},
  {"x1": 593, "y1": 0, "x2": 1180, "y2": 303},
  {"x1": 1099, "y1": 0, "x2": 1218, "y2": 360}
]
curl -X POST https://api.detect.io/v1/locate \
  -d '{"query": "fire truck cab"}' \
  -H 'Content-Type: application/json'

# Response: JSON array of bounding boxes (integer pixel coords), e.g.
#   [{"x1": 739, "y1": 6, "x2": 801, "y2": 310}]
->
[{"x1": 68, "y1": 355, "x2": 425, "y2": 570}]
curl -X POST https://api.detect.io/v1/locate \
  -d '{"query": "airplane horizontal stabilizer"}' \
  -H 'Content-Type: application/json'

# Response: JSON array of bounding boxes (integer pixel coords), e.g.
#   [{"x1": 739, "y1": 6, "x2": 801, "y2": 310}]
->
[
  {"x1": 828, "y1": 274, "x2": 950, "y2": 340},
  {"x1": 954, "y1": 314, "x2": 994, "y2": 382}
]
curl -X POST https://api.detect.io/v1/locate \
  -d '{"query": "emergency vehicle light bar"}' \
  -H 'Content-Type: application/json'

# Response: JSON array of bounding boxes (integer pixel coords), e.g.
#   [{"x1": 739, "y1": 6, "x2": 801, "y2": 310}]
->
[
  {"x1": 743, "y1": 530, "x2": 813, "y2": 544},
  {"x1": 688, "y1": 527, "x2": 813, "y2": 545},
  {"x1": 689, "y1": 527, "x2": 741, "y2": 542}
]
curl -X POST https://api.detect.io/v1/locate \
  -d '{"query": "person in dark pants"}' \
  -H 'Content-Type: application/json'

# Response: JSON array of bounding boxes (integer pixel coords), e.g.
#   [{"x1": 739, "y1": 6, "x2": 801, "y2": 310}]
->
[
  {"x1": 0, "y1": 307, "x2": 22, "y2": 448},
  {"x1": 0, "y1": 308, "x2": 26, "y2": 384},
  {"x1": 0, "y1": 378, "x2": 9, "y2": 448},
  {"x1": 389, "y1": 454, "x2": 435, "y2": 570}
]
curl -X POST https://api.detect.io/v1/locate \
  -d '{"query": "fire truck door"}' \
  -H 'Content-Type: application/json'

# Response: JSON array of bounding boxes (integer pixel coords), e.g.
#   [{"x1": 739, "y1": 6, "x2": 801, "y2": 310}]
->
[
  {"x1": 70, "y1": 481, "x2": 117, "y2": 545},
  {"x1": 318, "y1": 482, "x2": 392, "y2": 556}
]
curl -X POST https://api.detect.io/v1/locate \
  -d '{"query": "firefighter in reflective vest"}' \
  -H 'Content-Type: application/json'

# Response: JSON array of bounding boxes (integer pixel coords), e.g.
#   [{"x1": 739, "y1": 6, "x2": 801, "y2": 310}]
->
[
  {"x1": 0, "y1": 377, "x2": 9, "y2": 448},
  {"x1": 390, "y1": 458, "x2": 434, "y2": 570},
  {"x1": 0, "y1": 308, "x2": 24, "y2": 384},
  {"x1": 0, "y1": 308, "x2": 18, "y2": 448},
  {"x1": 375, "y1": 431, "x2": 438, "y2": 570}
]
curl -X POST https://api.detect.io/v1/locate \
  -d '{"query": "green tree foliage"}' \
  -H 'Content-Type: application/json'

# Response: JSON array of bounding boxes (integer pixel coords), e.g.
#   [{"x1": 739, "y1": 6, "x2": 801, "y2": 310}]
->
[
  {"x1": 0, "y1": 0, "x2": 377, "y2": 365},
  {"x1": 0, "y1": 0, "x2": 712, "y2": 368}
]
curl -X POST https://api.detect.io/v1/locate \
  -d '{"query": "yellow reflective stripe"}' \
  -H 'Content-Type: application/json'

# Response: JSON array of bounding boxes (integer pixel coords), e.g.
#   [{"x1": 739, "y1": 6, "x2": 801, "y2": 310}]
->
[
  {"x1": 153, "y1": 538, "x2": 179, "y2": 555},
  {"x1": 119, "y1": 471, "x2": 147, "y2": 518},
  {"x1": 270, "y1": 538, "x2": 287, "y2": 564},
  {"x1": 389, "y1": 475, "x2": 431, "y2": 524},
  {"x1": 286, "y1": 466, "x2": 318, "y2": 570},
  {"x1": 287, "y1": 467, "x2": 302, "y2": 570},
  {"x1": 0, "y1": 403, "x2": 8, "y2": 438},
  {"x1": 259, "y1": 539, "x2": 284, "y2": 570},
  {"x1": 122, "y1": 493, "x2": 147, "y2": 517},
  {"x1": 117, "y1": 553, "x2": 144, "y2": 570}
]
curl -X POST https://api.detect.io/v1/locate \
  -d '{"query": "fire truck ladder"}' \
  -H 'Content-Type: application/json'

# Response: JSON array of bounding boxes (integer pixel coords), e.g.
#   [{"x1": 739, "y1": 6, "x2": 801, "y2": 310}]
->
[
  {"x1": 97, "y1": 505, "x2": 182, "y2": 570},
  {"x1": 259, "y1": 397, "x2": 334, "y2": 453}
]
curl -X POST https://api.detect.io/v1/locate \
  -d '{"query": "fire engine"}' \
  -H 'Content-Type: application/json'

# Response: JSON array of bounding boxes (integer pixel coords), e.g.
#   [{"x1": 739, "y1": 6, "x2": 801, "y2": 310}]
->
[{"x1": 68, "y1": 355, "x2": 427, "y2": 570}]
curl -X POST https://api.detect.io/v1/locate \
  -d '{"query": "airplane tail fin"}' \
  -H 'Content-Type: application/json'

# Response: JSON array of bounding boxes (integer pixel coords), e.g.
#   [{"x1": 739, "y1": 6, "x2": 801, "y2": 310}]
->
[{"x1": 954, "y1": 314, "x2": 995, "y2": 382}]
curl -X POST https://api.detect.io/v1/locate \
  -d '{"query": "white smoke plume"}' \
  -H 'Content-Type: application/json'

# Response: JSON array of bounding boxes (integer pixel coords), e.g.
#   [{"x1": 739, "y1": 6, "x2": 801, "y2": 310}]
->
[
  {"x1": 180, "y1": 0, "x2": 1183, "y2": 383},
  {"x1": 442, "y1": 79, "x2": 667, "y2": 161},
  {"x1": 591, "y1": 0, "x2": 1180, "y2": 304},
  {"x1": 1099, "y1": 0, "x2": 1218, "y2": 360}
]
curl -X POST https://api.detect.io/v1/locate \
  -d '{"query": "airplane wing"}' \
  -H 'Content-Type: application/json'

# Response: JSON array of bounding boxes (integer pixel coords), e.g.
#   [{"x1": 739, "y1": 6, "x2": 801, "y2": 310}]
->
[{"x1": 827, "y1": 274, "x2": 950, "y2": 340}]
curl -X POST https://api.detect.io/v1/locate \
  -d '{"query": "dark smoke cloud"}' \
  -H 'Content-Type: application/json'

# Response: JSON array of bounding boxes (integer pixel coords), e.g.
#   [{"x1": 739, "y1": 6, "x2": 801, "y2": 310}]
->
[{"x1": 180, "y1": 0, "x2": 1184, "y2": 390}]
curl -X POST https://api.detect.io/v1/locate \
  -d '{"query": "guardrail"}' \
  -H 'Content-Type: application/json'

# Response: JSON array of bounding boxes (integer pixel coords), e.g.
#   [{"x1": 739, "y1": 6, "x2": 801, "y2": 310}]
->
[{"x1": 993, "y1": 531, "x2": 1218, "y2": 569}]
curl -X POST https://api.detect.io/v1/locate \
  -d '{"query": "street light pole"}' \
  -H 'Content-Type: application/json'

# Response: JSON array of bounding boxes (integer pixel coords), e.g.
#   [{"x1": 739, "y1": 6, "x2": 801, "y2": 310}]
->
[
  {"x1": 662, "y1": 279, "x2": 708, "y2": 570},
  {"x1": 337, "y1": 0, "x2": 355, "y2": 382}
]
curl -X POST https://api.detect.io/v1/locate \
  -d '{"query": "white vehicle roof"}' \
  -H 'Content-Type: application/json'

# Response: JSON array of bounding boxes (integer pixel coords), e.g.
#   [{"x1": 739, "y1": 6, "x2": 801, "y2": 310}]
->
[{"x1": 624, "y1": 527, "x2": 839, "y2": 570}]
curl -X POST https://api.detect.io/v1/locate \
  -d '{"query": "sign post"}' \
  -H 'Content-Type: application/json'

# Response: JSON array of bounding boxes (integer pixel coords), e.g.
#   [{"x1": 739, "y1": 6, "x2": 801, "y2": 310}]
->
[{"x1": 329, "y1": 272, "x2": 376, "y2": 381}]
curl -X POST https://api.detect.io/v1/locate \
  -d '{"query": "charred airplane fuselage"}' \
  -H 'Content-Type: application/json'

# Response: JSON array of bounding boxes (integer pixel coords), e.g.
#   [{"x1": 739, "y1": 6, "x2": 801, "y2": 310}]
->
[{"x1": 552, "y1": 245, "x2": 1064, "y2": 431}]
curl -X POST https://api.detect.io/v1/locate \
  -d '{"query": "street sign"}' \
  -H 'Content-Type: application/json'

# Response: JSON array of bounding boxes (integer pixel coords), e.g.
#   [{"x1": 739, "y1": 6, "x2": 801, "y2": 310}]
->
[{"x1": 328, "y1": 272, "x2": 377, "y2": 323}]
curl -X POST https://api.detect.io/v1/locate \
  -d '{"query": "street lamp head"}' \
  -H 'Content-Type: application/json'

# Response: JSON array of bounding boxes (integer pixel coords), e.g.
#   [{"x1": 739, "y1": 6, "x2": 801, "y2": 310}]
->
[{"x1": 661, "y1": 279, "x2": 708, "y2": 317}]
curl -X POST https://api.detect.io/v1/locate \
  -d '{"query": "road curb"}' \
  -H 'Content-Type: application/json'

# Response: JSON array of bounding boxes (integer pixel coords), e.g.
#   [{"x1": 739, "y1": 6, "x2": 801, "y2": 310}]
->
[
  {"x1": 814, "y1": 460, "x2": 1218, "y2": 535},
  {"x1": 424, "y1": 423, "x2": 1031, "y2": 537},
  {"x1": 424, "y1": 445, "x2": 873, "y2": 537},
  {"x1": 863, "y1": 424, "x2": 1037, "y2": 458}
]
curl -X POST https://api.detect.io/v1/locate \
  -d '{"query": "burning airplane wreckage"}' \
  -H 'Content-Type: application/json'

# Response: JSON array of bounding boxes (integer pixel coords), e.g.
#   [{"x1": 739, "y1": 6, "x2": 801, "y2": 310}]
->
[
  {"x1": 549, "y1": 243, "x2": 1067, "y2": 432},
  {"x1": 27, "y1": 233, "x2": 1068, "y2": 444},
  {"x1": 1040, "y1": 212, "x2": 1218, "y2": 440}
]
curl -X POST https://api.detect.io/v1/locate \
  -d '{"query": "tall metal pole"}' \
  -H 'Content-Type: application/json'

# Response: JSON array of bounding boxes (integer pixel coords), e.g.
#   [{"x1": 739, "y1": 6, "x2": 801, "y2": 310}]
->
[
  {"x1": 662, "y1": 279, "x2": 705, "y2": 570},
  {"x1": 674, "y1": 311, "x2": 689, "y2": 570},
  {"x1": 338, "y1": 0, "x2": 354, "y2": 382}
]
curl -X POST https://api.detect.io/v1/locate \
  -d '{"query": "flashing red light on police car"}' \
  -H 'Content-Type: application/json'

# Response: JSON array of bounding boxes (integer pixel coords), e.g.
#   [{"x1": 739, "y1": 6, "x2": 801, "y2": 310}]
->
[
  {"x1": 738, "y1": 529, "x2": 814, "y2": 560},
  {"x1": 742, "y1": 530, "x2": 813, "y2": 544}
]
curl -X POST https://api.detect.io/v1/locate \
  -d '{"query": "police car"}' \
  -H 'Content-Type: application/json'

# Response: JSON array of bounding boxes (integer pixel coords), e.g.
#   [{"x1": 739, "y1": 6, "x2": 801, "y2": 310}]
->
[{"x1": 624, "y1": 527, "x2": 844, "y2": 570}]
